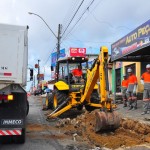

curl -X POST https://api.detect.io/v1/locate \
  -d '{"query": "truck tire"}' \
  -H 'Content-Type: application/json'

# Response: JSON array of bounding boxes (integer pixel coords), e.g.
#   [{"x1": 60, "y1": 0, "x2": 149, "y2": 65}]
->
[
  {"x1": 53, "y1": 89, "x2": 68, "y2": 110},
  {"x1": 85, "y1": 90, "x2": 100, "y2": 111},
  {"x1": 15, "y1": 128, "x2": 26, "y2": 144},
  {"x1": 0, "y1": 136, "x2": 12, "y2": 144},
  {"x1": 26, "y1": 100, "x2": 29, "y2": 116}
]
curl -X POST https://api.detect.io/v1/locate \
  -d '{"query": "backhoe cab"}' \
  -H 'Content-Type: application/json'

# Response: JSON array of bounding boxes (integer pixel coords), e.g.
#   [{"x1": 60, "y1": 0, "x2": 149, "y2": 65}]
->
[
  {"x1": 47, "y1": 46, "x2": 120, "y2": 132},
  {"x1": 49, "y1": 56, "x2": 99, "y2": 111}
]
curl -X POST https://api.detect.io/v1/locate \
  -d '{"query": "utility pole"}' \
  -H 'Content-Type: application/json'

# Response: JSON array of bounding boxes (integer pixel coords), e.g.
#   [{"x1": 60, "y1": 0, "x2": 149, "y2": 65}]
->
[
  {"x1": 38, "y1": 59, "x2": 40, "y2": 83},
  {"x1": 56, "y1": 24, "x2": 62, "y2": 80},
  {"x1": 57, "y1": 24, "x2": 62, "y2": 61},
  {"x1": 33, "y1": 75, "x2": 35, "y2": 87}
]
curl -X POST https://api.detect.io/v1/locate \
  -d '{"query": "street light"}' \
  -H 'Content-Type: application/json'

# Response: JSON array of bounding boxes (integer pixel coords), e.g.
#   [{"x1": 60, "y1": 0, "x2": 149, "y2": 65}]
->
[
  {"x1": 28, "y1": 12, "x2": 57, "y2": 39},
  {"x1": 28, "y1": 12, "x2": 61, "y2": 81},
  {"x1": 28, "y1": 12, "x2": 61, "y2": 58}
]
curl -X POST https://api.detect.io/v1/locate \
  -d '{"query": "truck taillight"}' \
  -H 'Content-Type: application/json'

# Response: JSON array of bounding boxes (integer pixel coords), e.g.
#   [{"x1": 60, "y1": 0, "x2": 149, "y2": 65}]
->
[
  {"x1": 0, "y1": 95, "x2": 7, "y2": 100},
  {"x1": 0, "y1": 94, "x2": 14, "y2": 101},
  {"x1": 8, "y1": 95, "x2": 14, "y2": 100}
]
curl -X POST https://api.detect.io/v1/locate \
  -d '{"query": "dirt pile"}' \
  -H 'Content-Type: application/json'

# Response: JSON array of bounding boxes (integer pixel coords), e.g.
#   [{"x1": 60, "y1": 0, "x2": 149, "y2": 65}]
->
[
  {"x1": 27, "y1": 123, "x2": 68, "y2": 140},
  {"x1": 27, "y1": 123, "x2": 55, "y2": 132},
  {"x1": 55, "y1": 110, "x2": 150, "y2": 149}
]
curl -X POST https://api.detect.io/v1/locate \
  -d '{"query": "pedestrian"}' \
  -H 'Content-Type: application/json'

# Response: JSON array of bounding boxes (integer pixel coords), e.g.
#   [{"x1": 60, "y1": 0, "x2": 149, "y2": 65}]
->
[
  {"x1": 141, "y1": 64, "x2": 150, "y2": 115},
  {"x1": 121, "y1": 74, "x2": 128, "y2": 107},
  {"x1": 126, "y1": 68, "x2": 138, "y2": 110}
]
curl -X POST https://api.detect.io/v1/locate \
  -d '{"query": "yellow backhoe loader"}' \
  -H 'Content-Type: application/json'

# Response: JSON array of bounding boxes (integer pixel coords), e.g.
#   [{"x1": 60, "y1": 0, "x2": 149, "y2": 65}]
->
[{"x1": 47, "y1": 46, "x2": 120, "y2": 132}]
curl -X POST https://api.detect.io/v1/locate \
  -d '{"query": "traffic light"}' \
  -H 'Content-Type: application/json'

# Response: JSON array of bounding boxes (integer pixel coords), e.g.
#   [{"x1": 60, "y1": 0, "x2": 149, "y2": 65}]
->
[{"x1": 30, "y1": 69, "x2": 33, "y2": 81}]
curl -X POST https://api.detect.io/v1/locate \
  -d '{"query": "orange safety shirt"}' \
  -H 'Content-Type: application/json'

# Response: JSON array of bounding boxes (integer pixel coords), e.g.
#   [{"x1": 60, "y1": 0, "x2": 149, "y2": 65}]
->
[
  {"x1": 122, "y1": 79, "x2": 128, "y2": 88},
  {"x1": 128, "y1": 74, "x2": 137, "y2": 85},
  {"x1": 72, "y1": 69, "x2": 82, "y2": 77},
  {"x1": 141, "y1": 72, "x2": 150, "y2": 83}
]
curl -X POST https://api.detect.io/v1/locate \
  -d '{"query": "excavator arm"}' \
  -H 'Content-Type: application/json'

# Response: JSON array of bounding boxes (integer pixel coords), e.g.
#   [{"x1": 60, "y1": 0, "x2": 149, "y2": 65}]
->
[
  {"x1": 81, "y1": 46, "x2": 120, "y2": 132},
  {"x1": 81, "y1": 47, "x2": 114, "y2": 110}
]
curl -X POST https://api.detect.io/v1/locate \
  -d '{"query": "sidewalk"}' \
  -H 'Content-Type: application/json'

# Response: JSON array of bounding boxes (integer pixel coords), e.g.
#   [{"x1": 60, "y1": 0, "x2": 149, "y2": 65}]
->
[{"x1": 116, "y1": 100, "x2": 150, "y2": 125}]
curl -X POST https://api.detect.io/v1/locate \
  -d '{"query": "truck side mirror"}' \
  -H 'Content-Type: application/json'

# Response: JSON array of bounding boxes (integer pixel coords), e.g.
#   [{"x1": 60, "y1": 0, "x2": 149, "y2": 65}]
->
[
  {"x1": 51, "y1": 66, "x2": 54, "y2": 71},
  {"x1": 30, "y1": 69, "x2": 33, "y2": 81}
]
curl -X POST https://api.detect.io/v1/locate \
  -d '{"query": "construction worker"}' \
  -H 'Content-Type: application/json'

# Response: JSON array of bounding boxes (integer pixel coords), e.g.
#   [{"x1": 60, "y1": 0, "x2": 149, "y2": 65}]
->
[
  {"x1": 121, "y1": 75, "x2": 128, "y2": 107},
  {"x1": 126, "y1": 68, "x2": 138, "y2": 110},
  {"x1": 72, "y1": 65, "x2": 83, "y2": 77},
  {"x1": 72, "y1": 65, "x2": 83, "y2": 83},
  {"x1": 141, "y1": 64, "x2": 150, "y2": 115}
]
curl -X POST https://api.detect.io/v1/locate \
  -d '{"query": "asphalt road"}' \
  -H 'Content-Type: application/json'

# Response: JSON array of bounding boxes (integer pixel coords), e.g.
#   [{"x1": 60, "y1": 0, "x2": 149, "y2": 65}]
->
[
  {"x1": 0, "y1": 96, "x2": 150, "y2": 150},
  {"x1": 0, "y1": 96, "x2": 65, "y2": 150}
]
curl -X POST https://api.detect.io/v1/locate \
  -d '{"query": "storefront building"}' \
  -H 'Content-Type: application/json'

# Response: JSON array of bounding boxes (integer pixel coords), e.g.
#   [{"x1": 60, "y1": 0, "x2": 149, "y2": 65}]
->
[{"x1": 111, "y1": 19, "x2": 150, "y2": 95}]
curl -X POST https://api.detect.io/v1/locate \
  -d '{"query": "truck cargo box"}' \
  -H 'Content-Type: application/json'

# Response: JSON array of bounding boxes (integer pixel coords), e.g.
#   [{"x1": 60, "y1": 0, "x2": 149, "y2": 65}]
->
[{"x1": 0, "y1": 24, "x2": 28, "y2": 88}]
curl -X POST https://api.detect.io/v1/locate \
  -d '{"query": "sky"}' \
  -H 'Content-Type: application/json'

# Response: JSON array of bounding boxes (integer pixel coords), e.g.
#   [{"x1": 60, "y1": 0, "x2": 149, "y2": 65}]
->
[{"x1": 0, "y1": 0, "x2": 150, "y2": 90}]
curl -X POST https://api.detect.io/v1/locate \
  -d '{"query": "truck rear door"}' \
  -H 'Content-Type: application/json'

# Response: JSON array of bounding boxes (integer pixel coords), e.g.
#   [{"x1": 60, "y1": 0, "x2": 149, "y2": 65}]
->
[{"x1": 0, "y1": 30, "x2": 19, "y2": 82}]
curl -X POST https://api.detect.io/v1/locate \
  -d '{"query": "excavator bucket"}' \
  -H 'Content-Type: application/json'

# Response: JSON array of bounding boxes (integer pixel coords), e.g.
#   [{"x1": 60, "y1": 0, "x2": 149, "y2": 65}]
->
[{"x1": 95, "y1": 111, "x2": 120, "y2": 132}]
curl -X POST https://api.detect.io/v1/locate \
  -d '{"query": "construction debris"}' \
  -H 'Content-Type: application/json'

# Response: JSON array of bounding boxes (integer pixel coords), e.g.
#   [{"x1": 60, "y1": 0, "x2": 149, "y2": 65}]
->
[{"x1": 55, "y1": 110, "x2": 150, "y2": 149}]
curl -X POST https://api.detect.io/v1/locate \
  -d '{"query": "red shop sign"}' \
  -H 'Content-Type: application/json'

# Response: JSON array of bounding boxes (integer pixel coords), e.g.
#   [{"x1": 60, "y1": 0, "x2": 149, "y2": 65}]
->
[{"x1": 70, "y1": 48, "x2": 86, "y2": 57}]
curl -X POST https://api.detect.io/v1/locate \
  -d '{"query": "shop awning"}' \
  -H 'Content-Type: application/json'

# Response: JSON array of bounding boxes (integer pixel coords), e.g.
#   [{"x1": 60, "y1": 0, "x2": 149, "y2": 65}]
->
[{"x1": 111, "y1": 19, "x2": 150, "y2": 62}]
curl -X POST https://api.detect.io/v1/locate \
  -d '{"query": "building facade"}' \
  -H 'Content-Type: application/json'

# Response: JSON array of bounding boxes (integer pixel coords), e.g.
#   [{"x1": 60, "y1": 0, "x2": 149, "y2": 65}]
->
[{"x1": 111, "y1": 61, "x2": 150, "y2": 94}]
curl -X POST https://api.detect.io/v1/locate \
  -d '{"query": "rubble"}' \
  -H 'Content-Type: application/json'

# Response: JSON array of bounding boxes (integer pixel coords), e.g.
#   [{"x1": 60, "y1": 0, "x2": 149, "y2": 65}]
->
[{"x1": 55, "y1": 109, "x2": 150, "y2": 149}]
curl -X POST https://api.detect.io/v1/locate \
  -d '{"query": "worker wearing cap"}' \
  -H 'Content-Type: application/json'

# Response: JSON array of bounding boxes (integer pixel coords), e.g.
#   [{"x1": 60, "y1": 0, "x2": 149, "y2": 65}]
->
[
  {"x1": 141, "y1": 64, "x2": 150, "y2": 115},
  {"x1": 126, "y1": 68, "x2": 138, "y2": 110},
  {"x1": 121, "y1": 75, "x2": 128, "y2": 107}
]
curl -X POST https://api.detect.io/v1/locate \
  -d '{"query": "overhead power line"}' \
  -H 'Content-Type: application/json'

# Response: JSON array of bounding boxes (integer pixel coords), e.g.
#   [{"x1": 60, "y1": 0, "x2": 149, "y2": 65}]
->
[
  {"x1": 62, "y1": 0, "x2": 104, "y2": 40},
  {"x1": 44, "y1": 46, "x2": 57, "y2": 65},
  {"x1": 62, "y1": 0, "x2": 80, "y2": 33},
  {"x1": 62, "y1": 0, "x2": 95, "y2": 41},
  {"x1": 62, "y1": 0, "x2": 85, "y2": 37}
]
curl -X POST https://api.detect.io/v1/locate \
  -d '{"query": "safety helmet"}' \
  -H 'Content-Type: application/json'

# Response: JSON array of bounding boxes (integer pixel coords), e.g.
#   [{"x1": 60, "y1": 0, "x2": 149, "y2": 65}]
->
[
  {"x1": 146, "y1": 64, "x2": 150, "y2": 69},
  {"x1": 127, "y1": 68, "x2": 132, "y2": 73}
]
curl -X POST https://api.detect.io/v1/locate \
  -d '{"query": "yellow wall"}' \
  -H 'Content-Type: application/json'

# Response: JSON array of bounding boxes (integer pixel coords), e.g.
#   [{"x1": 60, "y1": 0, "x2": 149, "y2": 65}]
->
[{"x1": 122, "y1": 62, "x2": 144, "y2": 93}]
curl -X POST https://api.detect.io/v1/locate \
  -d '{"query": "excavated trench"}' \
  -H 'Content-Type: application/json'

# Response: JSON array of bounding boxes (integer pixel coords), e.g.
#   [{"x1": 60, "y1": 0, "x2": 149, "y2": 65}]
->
[
  {"x1": 32, "y1": 98, "x2": 150, "y2": 149},
  {"x1": 54, "y1": 110, "x2": 150, "y2": 149}
]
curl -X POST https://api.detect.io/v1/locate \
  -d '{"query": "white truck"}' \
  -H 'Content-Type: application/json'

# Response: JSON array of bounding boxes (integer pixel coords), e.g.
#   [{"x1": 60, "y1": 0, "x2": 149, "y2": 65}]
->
[{"x1": 0, "y1": 24, "x2": 29, "y2": 144}]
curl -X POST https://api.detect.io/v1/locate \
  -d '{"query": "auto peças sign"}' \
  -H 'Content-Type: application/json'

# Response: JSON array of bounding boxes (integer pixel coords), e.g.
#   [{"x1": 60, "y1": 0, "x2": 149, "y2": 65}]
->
[{"x1": 111, "y1": 19, "x2": 150, "y2": 61}]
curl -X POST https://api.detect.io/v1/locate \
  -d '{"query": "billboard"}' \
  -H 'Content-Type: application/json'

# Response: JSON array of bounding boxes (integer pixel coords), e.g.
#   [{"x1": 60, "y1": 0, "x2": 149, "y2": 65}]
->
[
  {"x1": 37, "y1": 74, "x2": 44, "y2": 81},
  {"x1": 70, "y1": 48, "x2": 86, "y2": 57},
  {"x1": 111, "y1": 19, "x2": 150, "y2": 61},
  {"x1": 51, "y1": 49, "x2": 66, "y2": 67}
]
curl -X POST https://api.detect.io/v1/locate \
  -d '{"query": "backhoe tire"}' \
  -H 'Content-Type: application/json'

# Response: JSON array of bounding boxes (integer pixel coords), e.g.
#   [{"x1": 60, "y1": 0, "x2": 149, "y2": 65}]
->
[
  {"x1": 53, "y1": 89, "x2": 68, "y2": 110},
  {"x1": 85, "y1": 90, "x2": 100, "y2": 111},
  {"x1": 47, "y1": 93, "x2": 54, "y2": 110}
]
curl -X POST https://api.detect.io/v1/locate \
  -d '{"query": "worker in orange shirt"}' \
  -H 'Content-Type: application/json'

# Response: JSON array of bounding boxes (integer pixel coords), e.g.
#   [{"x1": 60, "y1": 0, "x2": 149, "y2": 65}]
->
[
  {"x1": 121, "y1": 74, "x2": 128, "y2": 107},
  {"x1": 72, "y1": 65, "x2": 83, "y2": 83},
  {"x1": 141, "y1": 64, "x2": 150, "y2": 115},
  {"x1": 126, "y1": 68, "x2": 138, "y2": 110}
]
